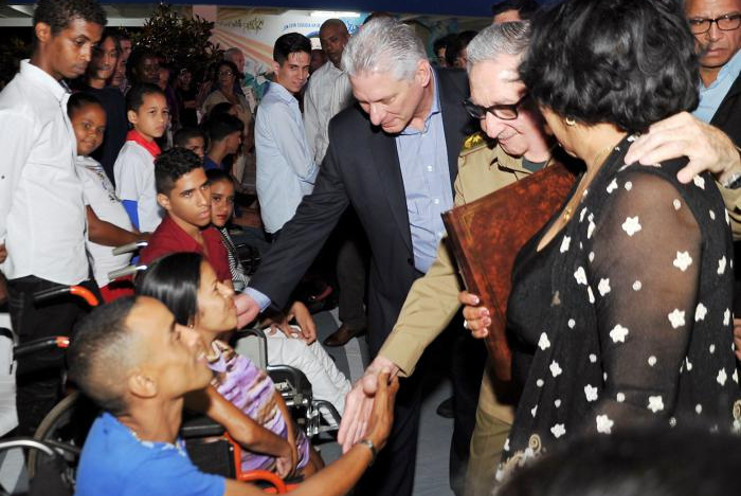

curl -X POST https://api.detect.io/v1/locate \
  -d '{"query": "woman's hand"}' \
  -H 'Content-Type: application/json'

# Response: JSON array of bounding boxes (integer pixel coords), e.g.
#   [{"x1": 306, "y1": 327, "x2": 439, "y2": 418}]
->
[
  {"x1": 459, "y1": 291, "x2": 491, "y2": 339},
  {"x1": 287, "y1": 301, "x2": 317, "y2": 344},
  {"x1": 275, "y1": 438, "x2": 297, "y2": 479}
]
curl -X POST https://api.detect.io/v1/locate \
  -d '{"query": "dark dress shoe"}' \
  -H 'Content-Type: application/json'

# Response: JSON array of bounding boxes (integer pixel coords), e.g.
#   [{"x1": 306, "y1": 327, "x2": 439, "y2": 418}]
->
[{"x1": 323, "y1": 324, "x2": 367, "y2": 347}]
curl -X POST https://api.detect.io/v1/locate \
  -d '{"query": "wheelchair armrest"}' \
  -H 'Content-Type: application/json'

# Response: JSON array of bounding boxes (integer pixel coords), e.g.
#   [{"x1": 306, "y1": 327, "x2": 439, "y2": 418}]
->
[
  {"x1": 180, "y1": 414, "x2": 226, "y2": 438},
  {"x1": 267, "y1": 365, "x2": 313, "y2": 395}
]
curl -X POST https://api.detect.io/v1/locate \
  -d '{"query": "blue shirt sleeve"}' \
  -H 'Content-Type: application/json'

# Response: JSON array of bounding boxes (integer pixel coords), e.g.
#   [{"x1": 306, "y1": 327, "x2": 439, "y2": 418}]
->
[
  {"x1": 122, "y1": 200, "x2": 140, "y2": 230},
  {"x1": 245, "y1": 287, "x2": 271, "y2": 312}
]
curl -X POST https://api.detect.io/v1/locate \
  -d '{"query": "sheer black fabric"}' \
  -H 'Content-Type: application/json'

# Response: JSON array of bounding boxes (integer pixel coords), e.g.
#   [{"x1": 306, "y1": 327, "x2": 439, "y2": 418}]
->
[{"x1": 500, "y1": 135, "x2": 741, "y2": 477}]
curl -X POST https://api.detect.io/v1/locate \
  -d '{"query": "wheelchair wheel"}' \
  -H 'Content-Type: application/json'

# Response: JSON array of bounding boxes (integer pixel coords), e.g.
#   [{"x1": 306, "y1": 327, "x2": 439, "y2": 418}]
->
[{"x1": 28, "y1": 392, "x2": 99, "y2": 480}]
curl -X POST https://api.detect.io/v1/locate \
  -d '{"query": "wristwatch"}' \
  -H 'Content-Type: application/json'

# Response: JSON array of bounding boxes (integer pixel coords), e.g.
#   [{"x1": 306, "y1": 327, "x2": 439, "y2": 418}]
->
[
  {"x1": 723, "y1": 171, "x2": 741, "y2": 189},
  {"x1": 358, "y1": 439, "x2": 377, "y2": 465}
]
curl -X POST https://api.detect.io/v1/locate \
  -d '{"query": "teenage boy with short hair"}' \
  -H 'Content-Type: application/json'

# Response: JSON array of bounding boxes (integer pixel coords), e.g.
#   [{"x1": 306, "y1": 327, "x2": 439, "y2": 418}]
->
[
  {"x1": 139, "y1": 148, "x2": 230, "y2": 282},
  {"x1": 255, "y1": 33, "x2": 317, "y2": 238},
  {"x1": 0, "y1": 0, "x2": 106, "y2": 436},
  {"x1": 70, "y1": 296, "x2": 397, "y2": 496},
  {"x1": 203, "y1": 113, "x2": 244, "y2": 171},
  {"x1": 114, "y1": 83, "x2": 169, "y2": 232},
  {"x1": 174, "y1": 126, "x2": 207, "y2": 161}
]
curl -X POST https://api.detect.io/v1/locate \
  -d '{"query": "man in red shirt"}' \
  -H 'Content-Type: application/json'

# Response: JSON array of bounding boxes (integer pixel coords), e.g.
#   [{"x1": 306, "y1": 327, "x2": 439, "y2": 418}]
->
[{"x1": 140, "y1": 148, "x2": 230, "y2": 282}]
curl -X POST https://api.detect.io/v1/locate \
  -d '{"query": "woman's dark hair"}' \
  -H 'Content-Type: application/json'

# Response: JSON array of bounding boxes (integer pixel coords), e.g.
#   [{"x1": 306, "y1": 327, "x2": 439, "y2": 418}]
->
[
  {"x1": 214, "y1": 60, "x2": 239, "y2": 89},
  {"x1": 136, "y1": 252, "x2": 203, "y2": 326},
  {"x1": 520, "y1": 0, "x2": 699, "y2": 133},
  {"x1": 498, "y1": 428, "x2": 741, "y2": 496},
  {"x1": 205, "y1": 168, "x2": 232, "y2": 185},
  {"x1": 68, "y1": 91, "x2": 104, "y2": 118}
]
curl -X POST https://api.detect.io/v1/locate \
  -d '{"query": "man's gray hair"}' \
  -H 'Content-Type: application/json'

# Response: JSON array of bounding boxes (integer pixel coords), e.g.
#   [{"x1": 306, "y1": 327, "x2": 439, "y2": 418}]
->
[
  {"x1": 466, "y1": 21, "x2": 531, "y2": 73},
  {"x1": 342, "y1": 18, "x2": 427, "y2": 80}
]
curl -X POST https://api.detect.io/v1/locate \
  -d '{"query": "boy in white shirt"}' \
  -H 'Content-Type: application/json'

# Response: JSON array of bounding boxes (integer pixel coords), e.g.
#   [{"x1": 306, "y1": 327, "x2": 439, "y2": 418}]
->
[
  {"x1": 69, "y1": 92, "x2": 148, "y2": 302},
  {"x1": 114, "y1": 82, "x2": 169, "y2": 232}
]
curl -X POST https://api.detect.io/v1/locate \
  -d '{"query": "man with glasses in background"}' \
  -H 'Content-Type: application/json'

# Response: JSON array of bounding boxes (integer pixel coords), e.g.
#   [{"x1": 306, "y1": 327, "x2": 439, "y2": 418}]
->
[{"x1": 686, "y1": 0, "x2": 741, "y2": 143}]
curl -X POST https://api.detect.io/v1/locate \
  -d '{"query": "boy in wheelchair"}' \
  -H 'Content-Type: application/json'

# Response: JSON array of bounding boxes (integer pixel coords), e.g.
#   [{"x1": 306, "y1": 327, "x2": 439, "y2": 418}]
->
[{"x1": 69, "y1": 296, "x2": 397, "y2": 496}]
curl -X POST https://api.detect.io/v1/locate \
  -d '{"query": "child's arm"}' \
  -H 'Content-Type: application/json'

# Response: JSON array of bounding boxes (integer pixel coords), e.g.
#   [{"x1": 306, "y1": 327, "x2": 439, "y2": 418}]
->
[
  {"x1": 121, "y1": 200, "x2": 140, "y2": 230},
  {"x1": 86, "y1": 206, "x2": 147, "y2": 246}
]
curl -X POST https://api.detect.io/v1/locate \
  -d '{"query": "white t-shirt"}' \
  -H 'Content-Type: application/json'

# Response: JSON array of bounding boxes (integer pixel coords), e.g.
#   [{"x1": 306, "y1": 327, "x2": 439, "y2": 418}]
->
[
  {"x1": 114, "y1": 141, "x2": 163, "y2": 232},
  {"x1": 77, "y1": 156, "x2": 134, "y2": 288}
]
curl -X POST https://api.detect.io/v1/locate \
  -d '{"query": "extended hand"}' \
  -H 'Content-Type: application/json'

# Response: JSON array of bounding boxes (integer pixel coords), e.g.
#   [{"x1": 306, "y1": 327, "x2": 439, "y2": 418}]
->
[
  {"x1": 234, "y1": 292, "x2": 261, "y2": 328},
  {"x1": 287, "y1": 301, "x2": 317, "y2": 344},
  {"x1": 624, "y1": 111, "x2": 741, "y2": 185},
  {"x1": 338, "y1": 356, "x2": 399, "y2": 453},
  {"x1": 460, "y1": 291, "x2": 491, "y2": 339},
  {"x1": 363, "y1": 370, "x2": 399, "y2": 451}
]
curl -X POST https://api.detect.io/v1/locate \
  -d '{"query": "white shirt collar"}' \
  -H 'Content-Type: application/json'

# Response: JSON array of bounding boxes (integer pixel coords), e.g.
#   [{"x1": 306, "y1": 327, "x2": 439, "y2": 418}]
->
[{"x1": 19, "y1": 59, "x2": 69, "y2": 102}]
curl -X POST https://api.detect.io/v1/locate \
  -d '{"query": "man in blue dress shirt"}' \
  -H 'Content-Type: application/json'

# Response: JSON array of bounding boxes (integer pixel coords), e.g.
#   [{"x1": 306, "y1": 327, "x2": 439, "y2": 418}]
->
[{"x1": 255, "y1": 33, "x2": 318, "y2": 238}]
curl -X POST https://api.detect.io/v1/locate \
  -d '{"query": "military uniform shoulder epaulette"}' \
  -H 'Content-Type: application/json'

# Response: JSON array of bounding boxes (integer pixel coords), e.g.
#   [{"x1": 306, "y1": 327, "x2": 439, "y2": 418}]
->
[{"x1": 461, "y1": 132, "x2": 488, "y2": 155}]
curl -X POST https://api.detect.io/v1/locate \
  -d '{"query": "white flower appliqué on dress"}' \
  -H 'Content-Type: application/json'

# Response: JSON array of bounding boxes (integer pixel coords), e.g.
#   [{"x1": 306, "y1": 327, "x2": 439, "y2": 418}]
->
[
  {"x1": 609, "y1": 324, "x2": 629, "y2": 343},
  {"x1": 667, "y1": 309, "x2": 686, "y2": 329},
  {"x1": 584, "y1": 384, "x2": 599, "y2": 402},
  {"x1": 596, "y1": 414, "x2": 614, "y2": 434},
  {"x1": 538, "y1": 333, "x2": 551, "y2": 350},
  {"x1": 648, "y1": 395, "x2": 665, "y2": 413},
  {"x1": 550, "y1": 424, "x2": 566, "y2": 439},
  {"x1": 549, "y1": 361, "x2": 563, "y2": 378},
  {"x1": 673, "y1": 251, "x2": 693, "y2": 272},
  {"x1": 695, "y1": 303, "x2": 707, "y2": 322},
  {"x1": 622, "y1": 216, "x2": 642, "y2": 236}
]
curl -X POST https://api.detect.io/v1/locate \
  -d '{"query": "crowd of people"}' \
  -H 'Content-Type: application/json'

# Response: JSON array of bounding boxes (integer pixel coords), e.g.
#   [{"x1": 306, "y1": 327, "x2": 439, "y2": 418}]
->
[{"x1": 1, "y1": 0, "x2": 741, "y2": 494}]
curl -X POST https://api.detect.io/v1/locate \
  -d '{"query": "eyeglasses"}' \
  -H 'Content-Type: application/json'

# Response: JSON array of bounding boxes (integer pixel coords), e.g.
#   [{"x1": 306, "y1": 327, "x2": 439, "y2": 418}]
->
[
  {"x1": 218, "y1": 70, "x2": 235, "y2": 77},
  {"x1": 688, "y1": 13, "x2": 741, "y2": 34},
  {"x1": 462, "y1": 94, "x2": 529, "y2": 121}
]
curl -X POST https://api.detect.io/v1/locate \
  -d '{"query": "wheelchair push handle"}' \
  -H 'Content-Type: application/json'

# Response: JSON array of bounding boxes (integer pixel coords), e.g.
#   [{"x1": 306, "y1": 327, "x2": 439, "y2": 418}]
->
[
  {"x1": 13, "y1": 336, "x2": 70, "y2": 359},
  {"x1": 111, "y1": 240, "x2": 148, "y2": 256},
  {"x1": 107, "y1": 264, "x2": 147, "y2": 281},
  {"x1": 33, "y1": 285, "x2": 99, "y2": 307}
]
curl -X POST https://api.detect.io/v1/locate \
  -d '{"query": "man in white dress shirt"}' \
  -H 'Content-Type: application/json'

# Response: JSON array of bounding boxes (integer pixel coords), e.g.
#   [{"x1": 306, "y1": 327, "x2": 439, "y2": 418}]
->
[
  {"x1": 304, "y1": 19, "x2": 352, "y2": 165},
  {"x1": 0, "y1": 0, "x2": 105, "y2": 435}
]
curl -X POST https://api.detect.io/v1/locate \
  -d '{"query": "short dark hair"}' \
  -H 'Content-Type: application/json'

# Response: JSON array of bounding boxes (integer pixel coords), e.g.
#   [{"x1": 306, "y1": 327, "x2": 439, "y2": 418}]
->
[
  {"x1": 67, "y1": 297, "x2": 137, "y2": 415},
  {"x1": 136, "y1": 252, "x2": 203, "y2": 326},
  {"x1": 433, "y1": 33, "x2": 457, "y2": 55},
  {"x1": 154, "y1": 147, "x2": 203, "y2": 195},
  {"x1": 445, "y1": 30, "x2": 478, "y2": 67},
  {"x1": 173, "y1": 127, "x2": 205, "y2": 149},
  {"x1": 126, "y1": 48, "x2": 158, "y2": 84},
  {"x1": 491, "y1": 0, "x2": 539, "y2": 20},
  {"x1": 498, "y1": 429, "x2": 741, "y2": 496},
  {"x1": 125, "y1": 82, "x2": 165, "y2": 113},
  {"x1": 202, "y1": 114, "x2": 243, "y2": 145},
  {"x1": 33, "y1": 0, "x2": 107, "y2": 35},
  {"x1": 520, "y1": 0, "x2": 699, "y2": 133},
  {"x1": 273, "y1": 33, "x2": 311, "y2": 65},
  {"x1": 68, "y1": 91, "x2": 104, "y2": 118},
  {"x1": 205, "y1": 167, "x2": 232, "y2": 186}
]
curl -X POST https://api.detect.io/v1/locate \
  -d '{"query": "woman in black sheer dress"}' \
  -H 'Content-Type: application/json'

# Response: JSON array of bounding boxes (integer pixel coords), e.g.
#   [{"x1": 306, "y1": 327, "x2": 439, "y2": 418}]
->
[{"x1": 465, "y1": 0, "x2": 741, "y2": 479}]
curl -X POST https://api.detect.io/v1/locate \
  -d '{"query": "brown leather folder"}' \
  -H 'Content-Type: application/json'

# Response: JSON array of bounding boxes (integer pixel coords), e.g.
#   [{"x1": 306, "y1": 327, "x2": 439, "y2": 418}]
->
[{"x1": 442, "y1": 160, "x2": 577, "y2": 381}]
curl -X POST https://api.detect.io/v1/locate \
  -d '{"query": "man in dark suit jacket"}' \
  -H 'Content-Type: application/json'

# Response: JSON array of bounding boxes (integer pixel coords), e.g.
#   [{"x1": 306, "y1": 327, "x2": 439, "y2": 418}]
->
[{"x1": 236, "y1": 18, "x2": 479, "y2": 496}]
